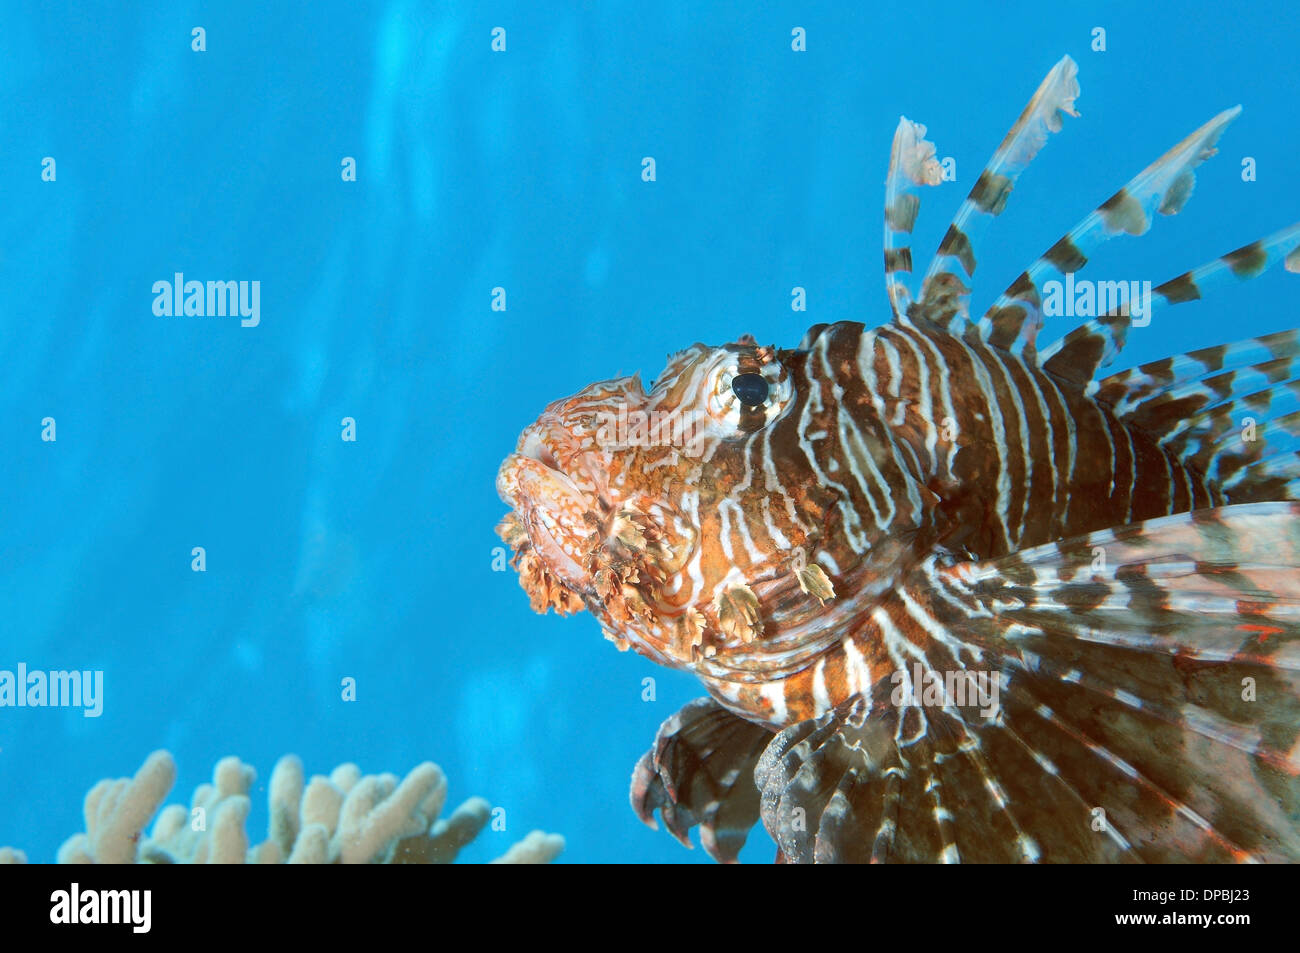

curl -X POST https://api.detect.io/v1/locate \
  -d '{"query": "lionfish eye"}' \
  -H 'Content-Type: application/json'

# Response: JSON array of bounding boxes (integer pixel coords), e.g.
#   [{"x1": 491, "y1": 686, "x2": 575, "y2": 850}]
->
[{"x1": 730, "y1": 373, "x2": 769, "y2": 407}]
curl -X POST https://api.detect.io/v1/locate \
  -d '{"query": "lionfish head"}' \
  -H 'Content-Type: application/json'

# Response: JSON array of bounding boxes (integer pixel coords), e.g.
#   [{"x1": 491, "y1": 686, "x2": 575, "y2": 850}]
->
[{"x1": 498, "y1": 329, "x2": 922, "y2": 670}]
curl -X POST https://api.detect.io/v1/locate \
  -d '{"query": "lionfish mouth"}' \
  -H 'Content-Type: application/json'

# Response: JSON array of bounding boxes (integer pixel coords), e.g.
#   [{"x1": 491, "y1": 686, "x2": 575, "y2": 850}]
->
[
  {"x1": 496, "y1": 425, "x2": 598, "y2": 612},
  {"x1": 497, "y1": 399, "x2": 707, "y2": 662}
]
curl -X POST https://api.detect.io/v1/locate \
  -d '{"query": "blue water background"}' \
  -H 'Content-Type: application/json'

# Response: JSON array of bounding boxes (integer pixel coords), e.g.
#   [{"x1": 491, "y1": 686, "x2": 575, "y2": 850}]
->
[{"x1": 2, "y1": 1, "x2": 1297, "y2": 863}]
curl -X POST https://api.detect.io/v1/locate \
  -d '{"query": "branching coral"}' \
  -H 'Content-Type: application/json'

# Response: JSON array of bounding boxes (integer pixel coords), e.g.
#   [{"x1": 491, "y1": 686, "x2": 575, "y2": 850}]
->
[{"x1": 1, "y1": 750, "x2": 562, "y2": 864}]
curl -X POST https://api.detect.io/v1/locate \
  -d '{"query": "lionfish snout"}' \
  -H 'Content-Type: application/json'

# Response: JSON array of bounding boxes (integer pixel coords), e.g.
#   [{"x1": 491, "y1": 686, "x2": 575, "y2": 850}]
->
[
  {"x1": 499, "y1": 374, "x2": 648, "y2": 510},
  {"x1": 496, "y1": 375, "x2": 651, "y2": 613}
]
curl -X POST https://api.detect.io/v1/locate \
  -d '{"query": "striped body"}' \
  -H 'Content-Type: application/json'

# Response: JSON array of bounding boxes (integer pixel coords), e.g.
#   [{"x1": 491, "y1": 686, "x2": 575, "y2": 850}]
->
[
  {"x1": 498, "y1": 55, "x2": 1300, "y2": 862},
  {"x1": 695, "y1": 318, "x2": 1219, "y2": 727}
]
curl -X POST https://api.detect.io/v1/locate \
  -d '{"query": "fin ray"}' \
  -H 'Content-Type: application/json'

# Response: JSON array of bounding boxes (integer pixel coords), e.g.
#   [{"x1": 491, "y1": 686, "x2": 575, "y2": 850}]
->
[
  {"x1": 981, "y1": 107, "x2": 1240, "y2": 354},
  {"x1": 916, "y1": 56, "x2": 1080, "y2": 330},
  {"x1": 629, "y1": 697, "x2": 770, "y2": 862},
  {"x1": 883, "y1": 118, "x2": 943, "y2": 317},
  {"x1": 757, "y1": 504, "x2": 1300, "y2": 862},
  {"x1": 1040, "y1": 222, "x2": 1300, "y2": 384}
]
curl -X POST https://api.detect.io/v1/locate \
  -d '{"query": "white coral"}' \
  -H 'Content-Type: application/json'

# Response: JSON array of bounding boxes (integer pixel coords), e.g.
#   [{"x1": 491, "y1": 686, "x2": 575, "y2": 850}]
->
[{"x1": 6, "y1": 750, "x2": 562, "y2": 865}]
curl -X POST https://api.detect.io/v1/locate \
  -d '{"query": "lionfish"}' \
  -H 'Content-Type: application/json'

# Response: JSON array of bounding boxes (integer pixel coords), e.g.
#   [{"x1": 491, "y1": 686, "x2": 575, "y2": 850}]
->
[{"x1": 496, "y1": 56, "x2": 1300, "y2": 863}]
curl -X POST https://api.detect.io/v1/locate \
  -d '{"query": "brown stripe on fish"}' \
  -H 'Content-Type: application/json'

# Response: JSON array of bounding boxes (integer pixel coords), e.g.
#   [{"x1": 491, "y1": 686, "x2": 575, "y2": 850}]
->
[
  {"x1": 986, "y1": 271, "x2": 1042, "y2": 350},
  {"x1": 886, "y1": 194, "x2": 921, "y2": 233},
  {"x1": 1156, "y1": 272, "x2": 1202, "y2": 304},
  {"x1": 1000, "y1": 354, "x2": 1059, "y2": 544},
  {"x1": 1054, "y1": 387, "x2": 1121, "y2": 537},
  {"x1": 969, "y1": 169, "x2": 1015, "y2": 215},
  {"x1": 820, "y1": 328, "x2": 917, "y2": 533},
  {"x1": 1043, "y1": 234, "x2": 1088, "y2": 272},
  {"x1": 876, "y1": 325, "x2": 948, "y2": 476},
  {"x1": 1222, "y1": 240, "x2": 1269, "y2": 279},
  {"x1": 1033, "y1": 364, "x2": 1080, "y2": 540},
  {"x1": 938, "y1": 338, "x2": 1015, "y2": 552},
  {"x1": 1097, "y1": 187, "x2": 1149, "y2": 235},
  {"x1": 986, "y1": 303, "x2": 1030, "y2": 351},
  {"x1": 970, "y1": 341, "x2": 1033, "y2": 545},
  {"x1": 936, "y1": 226, "x2": 977, "y2": 277},
  {"x1": 884, "y1": 247, "x2": 913, "y2": 274}
]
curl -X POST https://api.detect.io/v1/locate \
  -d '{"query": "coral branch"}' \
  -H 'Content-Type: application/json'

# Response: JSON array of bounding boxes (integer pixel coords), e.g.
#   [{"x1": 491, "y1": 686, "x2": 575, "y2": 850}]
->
[{"x1": 2, "y1": 751, "x2": 562, "y2": 865}]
